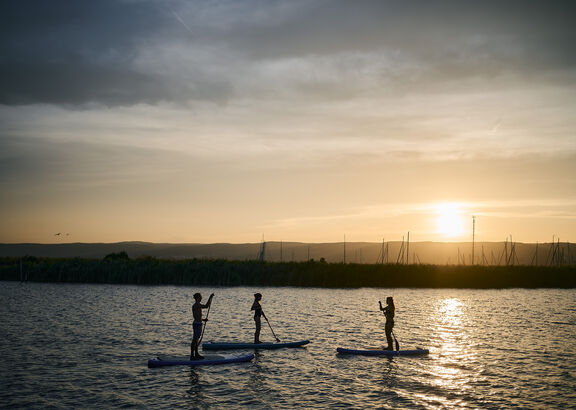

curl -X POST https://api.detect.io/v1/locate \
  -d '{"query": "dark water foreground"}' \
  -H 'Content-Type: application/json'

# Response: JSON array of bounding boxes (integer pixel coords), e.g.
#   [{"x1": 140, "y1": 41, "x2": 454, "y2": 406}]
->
[
  {"x1": 1, "y1": 257, "x2": 575, "y2": 288},
  {"x1": 1, "y1": 283, "x2": 575, "y2": 408}
]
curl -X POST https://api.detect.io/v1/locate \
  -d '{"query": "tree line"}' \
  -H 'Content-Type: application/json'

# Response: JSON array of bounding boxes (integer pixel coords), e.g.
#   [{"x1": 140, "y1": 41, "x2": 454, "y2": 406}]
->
[{"x1": 0, "y1": 255, "x2": 574, "y2": 288}]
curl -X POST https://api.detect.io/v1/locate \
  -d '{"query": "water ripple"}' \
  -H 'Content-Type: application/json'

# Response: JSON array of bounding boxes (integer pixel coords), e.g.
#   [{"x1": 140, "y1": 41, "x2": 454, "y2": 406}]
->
[{"x1": 1, "y1": 282, "x2": 575, "y2": 408}]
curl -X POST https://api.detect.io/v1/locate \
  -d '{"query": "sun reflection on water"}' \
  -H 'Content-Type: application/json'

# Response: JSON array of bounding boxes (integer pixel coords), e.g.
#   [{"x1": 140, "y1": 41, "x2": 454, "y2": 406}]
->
[
  {"x1": 423, "y1": 297, "x2": 481, "y2": 405},
  {"x1": 438, "y1": 298, "x2": 464, "y2": 325}
]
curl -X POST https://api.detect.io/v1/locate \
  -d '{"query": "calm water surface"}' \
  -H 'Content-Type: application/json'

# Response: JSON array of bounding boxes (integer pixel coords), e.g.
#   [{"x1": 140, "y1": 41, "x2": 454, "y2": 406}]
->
[{"x1": 1, "y1": 282, "x2": 575, "y2": 408}]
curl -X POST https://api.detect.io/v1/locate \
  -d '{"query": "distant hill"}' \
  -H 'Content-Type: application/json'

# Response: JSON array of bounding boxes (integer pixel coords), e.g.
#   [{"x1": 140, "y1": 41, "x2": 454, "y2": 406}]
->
[{"x1": 0, "y1": 241, "x2": 574, "y2": 266}]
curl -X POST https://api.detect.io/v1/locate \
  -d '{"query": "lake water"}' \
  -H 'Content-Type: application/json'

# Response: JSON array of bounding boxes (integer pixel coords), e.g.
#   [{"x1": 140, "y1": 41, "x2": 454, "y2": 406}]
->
[{"x1": 1, "y1": 282, "x2": 575, "y2": 408}]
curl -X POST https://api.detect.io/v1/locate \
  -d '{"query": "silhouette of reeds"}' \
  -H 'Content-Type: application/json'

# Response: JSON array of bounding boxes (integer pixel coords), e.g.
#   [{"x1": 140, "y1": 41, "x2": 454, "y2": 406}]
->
[{"x1": 1, "y1": 256, "x2": 574, "y2": 288}]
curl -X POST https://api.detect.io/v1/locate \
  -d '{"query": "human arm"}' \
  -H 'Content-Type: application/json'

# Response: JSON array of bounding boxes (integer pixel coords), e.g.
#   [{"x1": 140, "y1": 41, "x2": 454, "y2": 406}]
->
[
  {"x1": 379, "y1": 301, "x2": 391, "y2": 316},
  {"x1": 251, "y1": 300, "x2": 265, "y2": 319},
  {"x1": 200, "y1": 293, "x2": 215, "y2": 309},
  {"x1": 201, "y1": 294, "x2": 215, "y2": 321}
]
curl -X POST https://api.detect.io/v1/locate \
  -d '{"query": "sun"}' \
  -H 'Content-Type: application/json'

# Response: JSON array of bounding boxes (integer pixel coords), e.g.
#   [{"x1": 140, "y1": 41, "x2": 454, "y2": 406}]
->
[{"x1": 436, "y1": 203, "x2": 464, "y2": 237}]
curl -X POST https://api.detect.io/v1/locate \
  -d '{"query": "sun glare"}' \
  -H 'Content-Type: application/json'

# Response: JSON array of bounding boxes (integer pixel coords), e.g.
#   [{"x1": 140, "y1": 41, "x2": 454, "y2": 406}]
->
[{"x1": 436, "y1": 203, "x2": 464, "y2": 237}]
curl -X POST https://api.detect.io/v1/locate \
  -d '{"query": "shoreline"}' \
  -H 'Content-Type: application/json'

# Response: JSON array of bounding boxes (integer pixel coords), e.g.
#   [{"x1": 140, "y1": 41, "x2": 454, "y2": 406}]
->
[{"x1": 1, "y1": 257, "x2": 575, "y2": 289}]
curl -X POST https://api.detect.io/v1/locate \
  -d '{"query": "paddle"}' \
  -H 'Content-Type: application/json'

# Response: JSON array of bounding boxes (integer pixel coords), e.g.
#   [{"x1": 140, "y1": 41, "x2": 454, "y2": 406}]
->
[
  {"x1": 264, "y1": 316, "x2": 281, "y2": 342},
  {"x1": 198, "y1": 293, "x2": 214, "y2": 344},
  {"x1": 392, "y1": 330, "x2": 400, "y2": 351}
]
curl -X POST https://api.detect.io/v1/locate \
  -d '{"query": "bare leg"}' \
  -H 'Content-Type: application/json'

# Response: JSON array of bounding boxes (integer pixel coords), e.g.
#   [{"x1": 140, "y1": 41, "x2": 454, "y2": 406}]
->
[
  {"x1": 254, "y1": 317, "x2": 261, "y2": 343},
  {"x1": 385, "y1": 323, "x2": 393, "y2": 350},
  {"x1": 191, "y1": 338, "x2": 203, "y2": 359},
  {"x1": 195, "y1": 342, "x2": 203, "y2": 359},
  {"x1": 191, "y1": 338, "x2": 197, "y2": 359}
]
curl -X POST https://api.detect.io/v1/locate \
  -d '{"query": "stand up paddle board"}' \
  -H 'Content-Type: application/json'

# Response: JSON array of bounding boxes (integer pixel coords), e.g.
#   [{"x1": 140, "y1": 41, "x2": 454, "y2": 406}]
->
[
  {"x1": 203, "y1": 340, "x2": 310, "y2": 350},
  {"x1": 336, "y1": 347, "x2": 429, "y2": 357},
  {"x1": 148, "y1": 353, "x2": 254, "y2": 368}
]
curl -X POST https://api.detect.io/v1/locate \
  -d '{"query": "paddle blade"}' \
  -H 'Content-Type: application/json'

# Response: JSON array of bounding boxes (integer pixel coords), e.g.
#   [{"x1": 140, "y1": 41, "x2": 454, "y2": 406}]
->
[{"x1": 392, "y1": 331, "x2": 400, "y2": 351}]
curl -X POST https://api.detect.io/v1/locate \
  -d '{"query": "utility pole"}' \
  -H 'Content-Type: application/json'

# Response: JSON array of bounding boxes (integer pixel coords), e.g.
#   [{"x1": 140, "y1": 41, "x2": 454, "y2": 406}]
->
[{"x1": 472, "y1": 215, "x2": 476, "y2": 265}]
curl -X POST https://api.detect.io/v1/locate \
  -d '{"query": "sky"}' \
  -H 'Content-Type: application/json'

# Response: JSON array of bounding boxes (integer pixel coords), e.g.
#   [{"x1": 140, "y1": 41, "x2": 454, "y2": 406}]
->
[{"x1": 1, "y1": 0, "x2": 575, "y2": 244}]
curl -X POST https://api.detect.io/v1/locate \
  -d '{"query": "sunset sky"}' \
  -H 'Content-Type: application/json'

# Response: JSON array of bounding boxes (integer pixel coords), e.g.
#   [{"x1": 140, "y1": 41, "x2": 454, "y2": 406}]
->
[{"x1": 1, "y1": 0, "x2": 575, "y2": 244}]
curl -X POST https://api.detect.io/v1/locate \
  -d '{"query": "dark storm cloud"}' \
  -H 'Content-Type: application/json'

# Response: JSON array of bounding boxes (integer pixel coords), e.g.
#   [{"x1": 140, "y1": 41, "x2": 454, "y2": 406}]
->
[
  {"x1": 1, "y1": 0, "x2": 575, "y2": 107},
  {"x1": 0, "y1": 0, "x2": 184, "y2": 106},
  {"x1": 223, "y1": 0, "x2": 576, "y2": 72}
]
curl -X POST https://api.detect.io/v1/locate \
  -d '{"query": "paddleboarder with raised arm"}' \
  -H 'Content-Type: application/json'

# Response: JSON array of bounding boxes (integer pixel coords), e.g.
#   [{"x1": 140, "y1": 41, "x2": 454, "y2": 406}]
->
[
  {"x1": 251, "y1": 293, "x2": 267, "y2": 344},
  {"x1": 379, "y1": 296, "x2": 395, "y2": 350},
  {"x1": 191, "y1": 292, "x2": 214, "y2": 360}
]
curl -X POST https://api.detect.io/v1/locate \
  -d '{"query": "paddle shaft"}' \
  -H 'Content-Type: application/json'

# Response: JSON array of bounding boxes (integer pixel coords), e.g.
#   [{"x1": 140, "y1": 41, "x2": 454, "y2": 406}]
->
[
  {"x1": 198, "y1": 297, "x2": 213, "y2": 344},
  {"x1": 264, "y1": 316, "x2": 281, "y2": 342},
  {"x1": 392, "y1": 330, "x2": 400, "y2": 351}
]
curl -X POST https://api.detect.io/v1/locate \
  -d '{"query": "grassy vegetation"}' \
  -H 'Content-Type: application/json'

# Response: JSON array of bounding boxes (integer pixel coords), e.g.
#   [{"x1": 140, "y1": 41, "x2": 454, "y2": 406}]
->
[{"x1": 1, "y1": 256, "x2": 575, "y2": 288}]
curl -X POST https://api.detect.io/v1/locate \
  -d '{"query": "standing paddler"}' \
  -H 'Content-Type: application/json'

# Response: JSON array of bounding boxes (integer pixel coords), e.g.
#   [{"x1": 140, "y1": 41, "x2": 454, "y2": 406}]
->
[
  {"x1": 251, "y1": 293, "x2": 267, "y2": 344},
  {"x1": 191, "y1": 292, "x2": 214, "y2": 360},
  {"x1": 379, "y1": 296, "x2": 396, "y2": 350}
]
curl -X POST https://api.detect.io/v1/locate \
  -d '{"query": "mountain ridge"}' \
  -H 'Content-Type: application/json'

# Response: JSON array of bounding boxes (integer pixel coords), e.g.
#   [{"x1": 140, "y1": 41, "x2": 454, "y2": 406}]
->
[{"x1": 1, "y1": 241, "x2": 573, "y2": 266}]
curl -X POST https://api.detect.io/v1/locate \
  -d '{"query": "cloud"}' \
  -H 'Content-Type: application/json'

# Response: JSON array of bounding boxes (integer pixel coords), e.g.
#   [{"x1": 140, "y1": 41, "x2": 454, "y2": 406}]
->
[
  {"x1": 263, "y1": 196, "x2": 576, "y2": 239},
  {"x1": 2, "y1": 0, "x2": 576, "y2": 243},
  {"x1": 0, "y1": 0, "x2": 177, "y2": 106},
  {"x1": 1, "y1": 0, "x2": 575, "y2": 107}
]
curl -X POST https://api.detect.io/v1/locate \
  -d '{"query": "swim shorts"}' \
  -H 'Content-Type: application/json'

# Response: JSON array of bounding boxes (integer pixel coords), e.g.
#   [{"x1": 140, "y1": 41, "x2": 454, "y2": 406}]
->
[{"x1": 193, "y1": 321, "x2": 203, "y2": 339}]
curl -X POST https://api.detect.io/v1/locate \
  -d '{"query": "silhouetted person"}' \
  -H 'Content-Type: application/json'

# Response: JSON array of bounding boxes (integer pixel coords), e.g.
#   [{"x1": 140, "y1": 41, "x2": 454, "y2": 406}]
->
[
  {"x1": 251, "y1": 293, "x2": 267, "y2": 343},
  {"x1": 379, "y1": 296, "x2": 395, "y2": 350},
  {"x1": 191, "y1": 292, "x2": 214, "y2": 360}
]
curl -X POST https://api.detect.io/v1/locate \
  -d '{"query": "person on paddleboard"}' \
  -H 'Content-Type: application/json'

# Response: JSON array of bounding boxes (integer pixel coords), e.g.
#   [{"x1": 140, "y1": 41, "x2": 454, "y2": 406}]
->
[
  {"x1": 379, "y1": 296, "x2": 395, "y2": 350},
  {"x1": 191, "y1": 292, "x2": 214, "y2": 360},
  {"x1": 251, "y1": 293, "x2": 267, "y2": 344}
]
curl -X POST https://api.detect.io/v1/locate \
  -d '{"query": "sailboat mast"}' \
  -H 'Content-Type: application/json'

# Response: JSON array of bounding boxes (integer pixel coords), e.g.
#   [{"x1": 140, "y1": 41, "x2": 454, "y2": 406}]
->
[{"x1": 406, "y1": 232, "x2": 410, "y2": 265}]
